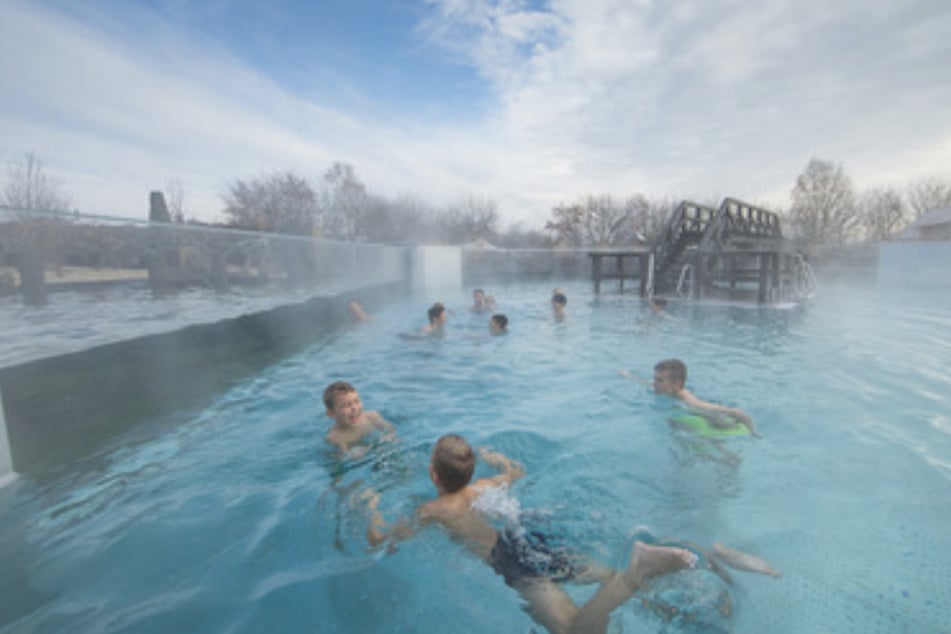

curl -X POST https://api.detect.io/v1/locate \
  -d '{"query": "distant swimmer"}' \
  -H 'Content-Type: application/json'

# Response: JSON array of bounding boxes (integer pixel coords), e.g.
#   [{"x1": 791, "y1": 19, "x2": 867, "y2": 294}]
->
[
  {"x1": 423, "y1": 302, "x2": 447, "y2": 335},
  {"x1": 470, "y1": 288, "x2": 488, "y2": 312},
  {"x1": 399, "y1": 302, "x2": 448, "y2": 340},
  {"x1": 347, "y1": 299, "x2": 372, "y2": 322},
  {"x1": 489, "y1": 313, "x2": 508, "y2": 335},
  {"x1": 551, "y1": 291, "x2": 567, "y2": 320}
]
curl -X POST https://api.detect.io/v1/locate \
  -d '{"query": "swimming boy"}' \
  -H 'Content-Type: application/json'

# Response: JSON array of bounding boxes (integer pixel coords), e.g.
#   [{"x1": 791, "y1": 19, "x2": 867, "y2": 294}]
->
[
  {"x1": 422, "y1": 302, "x2": 447, "y2": 334},
  {"x1": 551, "y1": 292, "x2": 567, "y2": 320},
  {"x1": 651, "y1": 359, "x2": 757, "y2": 436},
  {"x1": 347, "y1": 299, "x2": 372, "y2": 322},
  {"x1": 362, "y1": 434, "x2": 697, "y2": 634},
  {"x1": 471, "y1": 288, "x2": 487, "y2": 312},
  {"x1": 323, "y1": 381, "x2": 395, "y2": 456},
  {"x1": 489, "y1": 313, "x2": 508, "y2": 335}
]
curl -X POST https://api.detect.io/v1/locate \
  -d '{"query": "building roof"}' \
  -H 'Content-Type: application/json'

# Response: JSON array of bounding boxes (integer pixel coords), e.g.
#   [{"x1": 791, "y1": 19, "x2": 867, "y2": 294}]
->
[{"x1": 899, "y1": 206, "x2": 951, "y2": 240}]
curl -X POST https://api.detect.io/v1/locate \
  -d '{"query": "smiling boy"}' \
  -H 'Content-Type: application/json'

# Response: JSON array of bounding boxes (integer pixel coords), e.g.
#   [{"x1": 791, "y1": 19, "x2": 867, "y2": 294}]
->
[{"x1": 323, "y1": 381, "x2": 395, "y2": 455}]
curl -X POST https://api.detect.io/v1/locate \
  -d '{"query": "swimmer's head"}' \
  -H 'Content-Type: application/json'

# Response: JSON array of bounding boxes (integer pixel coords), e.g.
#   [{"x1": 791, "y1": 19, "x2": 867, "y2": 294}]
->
[
  {"x1": 490, "y1": 313, "x2": 508, "y2": 334},
  {"x1": 430, "y1": 434, "x2": 475, "y2": 493},
  {"x1": 348, "y1": 299, "x2": 370, "y2": 322},
  {"x1": 653, "y1": 359, "x2": 687, "y2": 394},
  {"x1": 323, "y1": 381, "x2": 362, "y2": 425},
  {"x1": 551, "y1": 292, "x2": 567, "y2": 307},
  {"x1": 428, "y1": 302, "x2": 447, "y2": 325}
]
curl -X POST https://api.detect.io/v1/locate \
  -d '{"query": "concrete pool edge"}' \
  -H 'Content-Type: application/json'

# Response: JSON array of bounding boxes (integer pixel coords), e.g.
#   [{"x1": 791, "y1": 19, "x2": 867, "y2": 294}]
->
[{"x1": 0, "y1": 280, "x2": 406, "y2": 478}]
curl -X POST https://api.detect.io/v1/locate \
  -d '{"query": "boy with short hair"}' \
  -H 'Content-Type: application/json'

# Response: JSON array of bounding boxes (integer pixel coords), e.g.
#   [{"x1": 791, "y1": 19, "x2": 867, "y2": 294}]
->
[
  {"x1": 363, "y1": 434, "x2": 698, "y2": 634},
  {"x1": 423, "y1": 302, "x2": 447, "y2": 334},
  {"x1": 652, "y1": 359, "x2": 757, "y2": 436},
  {"x1": 323, "y1": 381, "x2": 395, "y2": 455},
  {"x1": 489, "y1": 313, "x2": 508, "y2": 334},
  {"x1": 470, "y1": 288, "x2": 487, "y2": 312}
]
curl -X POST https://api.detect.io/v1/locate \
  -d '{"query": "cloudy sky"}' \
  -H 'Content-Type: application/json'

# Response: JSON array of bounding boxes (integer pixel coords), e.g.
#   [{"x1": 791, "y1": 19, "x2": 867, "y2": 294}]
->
[{"x1": 1, "y1": 0, "x2": 949, "y2": 228}]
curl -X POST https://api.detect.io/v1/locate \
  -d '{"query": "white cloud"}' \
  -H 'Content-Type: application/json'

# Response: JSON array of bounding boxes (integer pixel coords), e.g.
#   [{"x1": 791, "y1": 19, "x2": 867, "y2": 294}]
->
[{"x1": 1, "y1": 0, "x2": 950, "y2": 228}]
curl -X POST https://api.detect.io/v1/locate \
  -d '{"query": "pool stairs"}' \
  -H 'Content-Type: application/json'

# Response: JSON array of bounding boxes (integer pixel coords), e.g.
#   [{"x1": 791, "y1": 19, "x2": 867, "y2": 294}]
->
[{"x1": 590, "y1": 198, "x2": 815, "y2": 305}]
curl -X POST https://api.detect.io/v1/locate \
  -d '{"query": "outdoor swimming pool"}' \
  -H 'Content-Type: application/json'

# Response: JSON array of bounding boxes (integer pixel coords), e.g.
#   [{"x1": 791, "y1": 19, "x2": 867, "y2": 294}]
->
[{"x1": 1, "y1": 280, "x2": 949, "y2": 633}]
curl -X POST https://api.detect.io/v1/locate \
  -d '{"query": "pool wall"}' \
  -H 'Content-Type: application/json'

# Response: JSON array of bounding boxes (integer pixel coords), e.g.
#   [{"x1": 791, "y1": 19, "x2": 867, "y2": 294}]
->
[
  {"x1": 0, "y1": 280, "x2": 406, "y2": 476},
  {"x1": 463, "y1": 248, "x2": 591, "y2": 286},
  {"x1": 0, "y1": 391, "x2": 12, "y2": 485},
  {"x1": 878, "y1": 241, "x2": 951, "y2": 287}
]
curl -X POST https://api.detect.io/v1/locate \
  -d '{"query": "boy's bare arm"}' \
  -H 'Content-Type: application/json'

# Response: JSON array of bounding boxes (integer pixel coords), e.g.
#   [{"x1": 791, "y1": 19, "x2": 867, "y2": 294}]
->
[
  {"x1": 325, "y1": 430, "x2": 350, "y2": 452},
  {"x1": 680, "y1": 391, "x2": 759, "y2": 436},
  {"x1": 368, "y1": 411, "x2": 397, "y2": 437},
  {"x1": 618, "y1": 369, "x2": 651, "y2": 386},
  {"x1": 360, "y1": 489, "x2": 429, "y2": 549},
  {"x1": 478, "y1": 448, "x2": 524, "y2": 485}
]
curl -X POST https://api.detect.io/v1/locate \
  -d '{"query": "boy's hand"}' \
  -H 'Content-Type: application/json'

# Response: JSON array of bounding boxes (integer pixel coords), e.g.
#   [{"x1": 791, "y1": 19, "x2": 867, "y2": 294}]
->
[
  {"x1": 366, "y1": 525, "x2": 387, "y2": 547},
  {"x1": 478, "y1": 448, "x2": 509, "y2": 465}
]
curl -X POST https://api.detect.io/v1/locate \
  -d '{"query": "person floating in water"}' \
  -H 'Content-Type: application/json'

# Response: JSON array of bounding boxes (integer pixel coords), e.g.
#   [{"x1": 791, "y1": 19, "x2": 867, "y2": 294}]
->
[
  {"x1": 470, "y1": 288, "x2": 488, "y2": 312},
  {"x1": 347, "y1": 299, "x2": 372, "y2": 322},
  {"x1": 647, "y1": 296, "x2": 668, "y2": 315},
  {"x1": 489, "y1": 313, "x2": 508, "y2": 335},
  {"x1": 323, "y1": 381, "x2": 395, "y2": 457},
  {"x1": 621, "y1": 359, "x2": 757, "y2": 436},
  {"x1": 423, "y1": 302, "x2": 447, "y2": 335},
  {"x1": 551, "y1": 291, "x2": 568, "y2": 320},
  {"x1": 361, "y1": 434, "x2": 698, "y2": 634}
]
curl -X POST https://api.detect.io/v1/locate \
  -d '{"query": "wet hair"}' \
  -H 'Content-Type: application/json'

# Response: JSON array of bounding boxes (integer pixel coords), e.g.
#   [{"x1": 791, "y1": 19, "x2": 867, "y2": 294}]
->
[
  {"x1": 551, "y1": 293, "x2": 567, "y2": 306},
  {"x1": 428, "y1": 302, "x2": 446, "y2": 323},
  {"x1": 323, "y1": 381, "x2": 356, "y2": 411},
  {"x1": 432, "y1": 434, "x2": 475, "y2": 493},
  {"x1": 654, "y1": 359, "x2": 687, "y2": 385},
  {"x1": 473, "y1": 288, "x2": 485, "y2": 297},
  {"x1": 491, "y1": 313, "x2": 508, "y2": 330},
  {"x1": 653, "y1": 298, "x2": 668, "y2": 309}
]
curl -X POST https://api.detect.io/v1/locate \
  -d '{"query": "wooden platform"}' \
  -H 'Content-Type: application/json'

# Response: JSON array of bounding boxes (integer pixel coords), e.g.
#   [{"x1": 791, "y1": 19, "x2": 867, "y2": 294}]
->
[{"x1": 588, "y1": 249, "x2": 650, "y2": 294}]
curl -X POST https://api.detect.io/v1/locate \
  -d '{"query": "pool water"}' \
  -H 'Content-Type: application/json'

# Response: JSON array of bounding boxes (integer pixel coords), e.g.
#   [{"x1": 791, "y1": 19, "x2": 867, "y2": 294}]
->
[{"x1": 2, "y1": 281, "x2": 950, "y2": 633}]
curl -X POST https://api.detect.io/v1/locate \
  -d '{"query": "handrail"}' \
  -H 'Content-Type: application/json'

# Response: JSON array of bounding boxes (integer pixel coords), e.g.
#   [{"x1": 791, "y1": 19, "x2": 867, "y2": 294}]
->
[
  {"x1": 676, "y1": 263, "x2": 693, "y2": 298},
  {"x1": 795, "y1": 253, "x2": 816, "y2": 298},
  {"x1": 650, "y1": 200, "x2": 716, "y2": 280},
  {"x1": 698, "y1": 197, "x2": 783, "y2": 252},
  {"x1": 644, "y1": 252, "x2": 655, "y2": 298}
]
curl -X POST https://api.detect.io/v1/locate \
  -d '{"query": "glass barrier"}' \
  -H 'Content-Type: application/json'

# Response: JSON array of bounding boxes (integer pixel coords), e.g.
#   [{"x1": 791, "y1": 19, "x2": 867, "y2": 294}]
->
[{"x1": 0, "y1": 207, "x2": 409, "y2": 366}]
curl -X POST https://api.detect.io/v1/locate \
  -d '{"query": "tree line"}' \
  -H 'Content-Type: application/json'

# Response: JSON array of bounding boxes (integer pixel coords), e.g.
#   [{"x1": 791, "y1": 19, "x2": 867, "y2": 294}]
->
[{"x1": 3, "y1": 152, "x2": 950, "y2": 250}]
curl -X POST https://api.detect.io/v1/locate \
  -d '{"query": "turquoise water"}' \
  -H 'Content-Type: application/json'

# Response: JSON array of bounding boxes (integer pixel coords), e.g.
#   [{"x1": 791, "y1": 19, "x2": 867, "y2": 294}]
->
[{"x1": 2, "y1": 281, "x2": 950, "y2": 633}]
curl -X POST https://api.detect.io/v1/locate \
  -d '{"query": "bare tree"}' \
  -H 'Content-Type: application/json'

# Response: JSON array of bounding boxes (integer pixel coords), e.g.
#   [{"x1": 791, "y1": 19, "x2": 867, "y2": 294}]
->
[
  {"x1": 860, "y1": 187, "x2": 906, "y2": 241},
  {"x1": 906, "y1": 177, "x2": 951, "y2": 220},
  {"x1": 545, "y1": 194, "x2": 640, "y2": 247},
  {"x1": 166, "y1": 179, "x2": 185, "y2": 223},
  {"x1": 2, "y1": 152, "x2": 71, "y2": 213},
  {"x1": 361, "y1": 192, "x2": 434, "y2": 244},
  {"x1": 545, "y1": 201, "x2": 585, "y2": 246},
  {"x1": 493, "y1": 220, "x2": 552, "y2": 248},
  {"x1": 789, "y1": 158, "x2": 858, "y2": 245},
  {"x1": 222, "y1": 171, "x2": 318, "y2": 236},
  {"x1": 320, "y1": 162, "x2": 368, "y2": 240},
  {"x1": 639, "y1": 196, "x2": 680, "y2": 242},
  {"x1": 437, "y1": 195, "x2": 499, "y2": 243}
]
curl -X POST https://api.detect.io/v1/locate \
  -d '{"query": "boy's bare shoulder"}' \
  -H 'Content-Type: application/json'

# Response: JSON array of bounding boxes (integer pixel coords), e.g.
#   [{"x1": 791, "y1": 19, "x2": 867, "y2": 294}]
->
[{"x1": 361, "y1": 410, "x2": 386, "y2": 425}]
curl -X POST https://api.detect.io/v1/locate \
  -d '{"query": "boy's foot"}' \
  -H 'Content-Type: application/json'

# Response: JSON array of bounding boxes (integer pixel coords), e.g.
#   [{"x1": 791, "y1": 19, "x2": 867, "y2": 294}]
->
[
  {"x1": 624, "y1": 541, "x2": 697, "y2": 589},
  {"x1": 712, "y1": 542, "x2": 782, "y2": 577}
]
